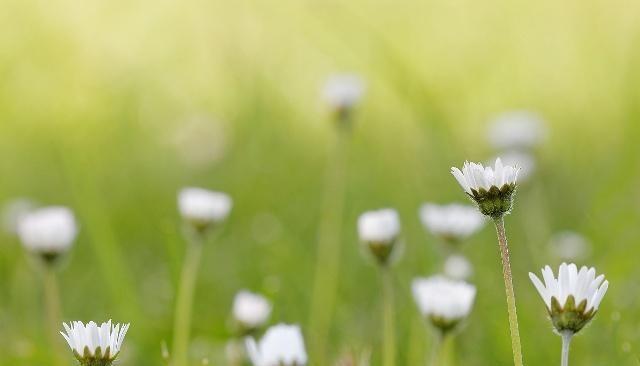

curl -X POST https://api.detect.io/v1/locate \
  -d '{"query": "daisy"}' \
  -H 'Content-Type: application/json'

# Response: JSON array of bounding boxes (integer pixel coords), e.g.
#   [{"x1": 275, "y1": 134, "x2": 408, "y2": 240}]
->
[
  {"x1": 60, "y1": 320, "x2": 130, "y2": 366},
  {"x1": 323, "y1": 74, "x2": 365, "y2": 118},
  {"x1": 17, "y1": 206, "x2": 77, "y2": 262},
  {"x1": 246, "y1": 324, "x2": 307, "y2": 366},
  {"x1": 178, "y1": 187, "x2": 232, "y2": 233},
  {"x1": 419, "y1": 203, "x2": 484, "y2": 243},
  {"x1": 357, "y1": 209, "x2": 401, "y2": 266},
  {"x1": 232, "y1": 290, "x2": 272, "y2": 334},
  {"x1": 412, "y1": 276, "x2": 476, "y2": 333}
]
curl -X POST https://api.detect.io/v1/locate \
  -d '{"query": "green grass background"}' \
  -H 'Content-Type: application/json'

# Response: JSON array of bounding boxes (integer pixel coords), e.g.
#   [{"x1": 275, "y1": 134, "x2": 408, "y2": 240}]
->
[{"x1": 1, "y1": 0, "x2": 640, "y2": 364}]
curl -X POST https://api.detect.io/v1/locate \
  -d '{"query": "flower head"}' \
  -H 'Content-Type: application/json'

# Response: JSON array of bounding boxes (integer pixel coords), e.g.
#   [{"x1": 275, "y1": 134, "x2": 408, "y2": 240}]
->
[
  {"x1": 412, "y1": 276, "x2": 476, "y2": 333},
  {"x1": 323, "y1": 74, "x2": 365, "y2": 121},
  {"x1": 60, "y1": 320, "x2": 130, "y2": 366},
  {"x1": 246, "y1": 324, "x2": 307, "y2": 366},
  {"x1": 419, "y1": 203, "x2": 484, "y2": 243},
  {"x1": 444, "y1": 255, "x2": 473, "y2": 281},
  {"x1": 232, "y1": 290, "x2": 272, "y2": 334},
  {"x1": 529, "y1": 263, "x2": 608, "y2": 334},
  {"x1": 17, "y1": 206, "x2": 77, "y2": 263},
  {"x1": 487, "y1": 110, "x2": 547, "y2": 149},
  {"x1": 357, "y1": 208, "x2": 401, "y2": 266},
  {"x1": 178, "y1": 187, "x2": 232, "y2": 233},
  {"x1": 451, "y1": 158, "x2": 519, "y2": 217}
]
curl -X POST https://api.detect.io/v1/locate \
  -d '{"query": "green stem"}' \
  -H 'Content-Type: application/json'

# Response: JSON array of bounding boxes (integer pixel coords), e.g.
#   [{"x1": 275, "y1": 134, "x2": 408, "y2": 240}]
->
[
  {"x1": 43, "y1": 266, "x2": 63, "y2": 366},
  {"x1": 428, "y1": 332, "x2": 443, "y2": 366},
  {"x1": 561, "y1": 332, "x2": 572, "y2": 366},
  {"x1": 172, "y1": 233, "x2": 205, "y2": 366},
  {"x1": 493, "y1": 217, "x2": 524, "y2": 366},
  {"x1": 308, "y1": 127, "x2": 349, "y2": 364},
  {"x1": 382, "y1": 268, "x2": 396, "y2": 366}
]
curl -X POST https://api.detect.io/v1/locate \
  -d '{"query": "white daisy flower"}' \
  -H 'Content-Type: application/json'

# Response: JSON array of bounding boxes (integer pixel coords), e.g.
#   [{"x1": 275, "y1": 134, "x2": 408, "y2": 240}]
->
[
  {"x1": 419, "y1": 203, "x2": 484, "y2": 243},
  {"x1": 178, "y1": 187, "x2": 232, "y2": 232},
  {"x1": 444, "y1": 255, "x2": 473, "y2": 281},
  {"x1": 17, "y1": 206, "x2": 77, "y2": 261},
  {"x1": 246, "y1": 324, "x2": 307, "y2": 366},
  {"x1": 323, "y1": 74, "x2": 365, "y2": 112},
  {"x1": 357, "y1": 208, "x2": 401, "y2": 265},
  {"x1": 60, "y1": 320, "x2": 130, "y2": 365},
  {"x1": 412, "y1": 276, "x2": 476, "y2": 333},
  {"x1": 451, "y1": 158, "x2": 519, "y2": 217},
  {"x1": 529, "y1": 263, "x2": 608, "y2": 334},
  {"x1": 232, "y1": 290, "x2": 272, "y2": 333},
  {"x1": 487, "y1": 110, "x2": 547, "y2": 150}
]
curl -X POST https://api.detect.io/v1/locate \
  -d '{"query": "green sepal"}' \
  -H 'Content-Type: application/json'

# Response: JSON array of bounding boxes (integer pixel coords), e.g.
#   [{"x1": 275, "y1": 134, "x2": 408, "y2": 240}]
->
[{"x1": 548, "y1": 295, "x2": 598, "y2": 334}]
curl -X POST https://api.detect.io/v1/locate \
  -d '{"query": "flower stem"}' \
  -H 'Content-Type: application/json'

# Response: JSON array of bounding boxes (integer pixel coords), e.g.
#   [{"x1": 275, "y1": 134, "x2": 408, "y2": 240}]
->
[
  {"x1": 172, "y1": 232, "x2": 205, "y2": 366},
  {"x1": 428, "y1": 331, "x2": 443, "y2": 366},
  {"x1": 43, "y1": 266, "x2": 63, "y2": 366},
  {"x1": 381, "y1": 268, "x2": 396, "y2": 366},
  {"x1": 561, "y1": 332, "x2": 573, "y2": 366},
  {"x1": 308, "y1": 127, "x2": 349, "y2": 364},
  {"x1": 493, "y1": 217, "x2": 524, "y2": 366}
]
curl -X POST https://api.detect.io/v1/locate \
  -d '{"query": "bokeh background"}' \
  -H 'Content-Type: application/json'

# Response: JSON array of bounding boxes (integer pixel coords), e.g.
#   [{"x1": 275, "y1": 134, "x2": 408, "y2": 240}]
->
[{"x1": 2, "y1": 0, "x2": 640, "y2": 364}]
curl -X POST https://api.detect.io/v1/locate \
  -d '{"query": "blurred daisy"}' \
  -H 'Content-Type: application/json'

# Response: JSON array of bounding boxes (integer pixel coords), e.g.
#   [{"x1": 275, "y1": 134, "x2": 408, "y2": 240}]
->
[
  {"x1": 487, "y1": 110, "x2": 547, "y2": 150},
  {"x1": 60, "y1": 320, "x2": 130, "y2": 366},
  {"x1": 17, "y1": 206, "x2": 77, "y2": 262},
  {"x1": 529, "y1": 263, "x2": 608, "y2": 334},
  {"x1": 2, "y1": 198, "x2": 35, "y2": 234},
  {"x1": 548, "y1": 231, "x2": 591, "y2": 262},
  {"x1": 357, "y1": 208, "x2": 401, "y2": 266},
  {"x1": 490, "y1": 150, "x2": 536, "y2": 182},
  {"x1": 178, "y1": 187, "x2": 232, "y2": 233},
  {"x1": 323, "y1": 74, "x2": 365, "y2": 121},
  {"x1": 232, "y1": 290, "x2": 271, "y2": 335},
  {"x1": 451, "y1": 158, "x2": 519, "y2": 217},
  {"x1": 444, "y1": 255, "x2": 473, "y2": 281},
  {"x1": 412, "y1": 276, "x2": 476, "y2": 333},
  {"x1": 419, "y1": 203, "x2": 484, "y2": 244},
  {"x1": 246, "y1": 324, "x2": 307, "y2": 366}
]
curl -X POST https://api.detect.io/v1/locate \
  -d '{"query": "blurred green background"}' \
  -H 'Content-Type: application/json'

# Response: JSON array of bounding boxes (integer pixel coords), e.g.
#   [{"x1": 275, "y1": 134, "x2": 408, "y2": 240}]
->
[{"x1": 1, "y1": 0, "x2": 640, "y2": 364}]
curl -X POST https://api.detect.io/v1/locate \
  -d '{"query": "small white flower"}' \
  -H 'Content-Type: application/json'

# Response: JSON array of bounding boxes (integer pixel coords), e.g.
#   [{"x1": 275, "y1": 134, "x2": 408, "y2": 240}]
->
[
  {"x1": 60, "y1": 320, "x2": 130, "y2": 365},
  {"x1": 357, "y1": 209, "x2": 400, "y2": 244},
  {"x1": 178, "y1": 187, "x2": 232, "y2": 232},
  {"x1": 232, "y1": 290, "x2": 272, "y2": 331},
  {"x1": 490, "y1": 150, "x2": 536, "y2": 182},
  {"x1": 419, "y1": 203, "x2": 484, "y2": 243},
  {"x1": 246, "y1": 324, "x2": 307, "y2": 366},
  {"x1": 487, "y1": 110, "x2": 547, "y2": 149},
  {"x1": 17, "y1": 206, "x2": 77, "y2": 257},
  {"x1": 444, "y1": 255, "x2": 473, "y2": 281},
  {"x1": 323, "y1": 74, "x2": 365, "y2": 111},
  {"x1": 548, "y1": 231, "x2": 591, "y2": 261},
  {"x1": 451, "y1": 158, "x2": 519, "y2": 217},
  {"x1": 412, "y1": 276, "x2": 476, "y2": 332},
  {"x1": 529, "y1": 263, "x2": 608, "y2": 333}
]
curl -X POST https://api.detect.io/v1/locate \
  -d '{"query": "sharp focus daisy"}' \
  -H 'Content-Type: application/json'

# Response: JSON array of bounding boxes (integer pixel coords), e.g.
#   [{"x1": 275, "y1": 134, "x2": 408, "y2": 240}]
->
[
  {"x1": 357, "y1": 208, "x2": 401, "y2": 266},
  {"x1": 232, "y1": 290, "x2": 272, "y2": 334},
  {"x1": 529, "y1": 263, "x2": 609, "y2": 334},
  {"x1": 412, "y1": 276, "x2": 476, "y2": 333},
  {"x1": 487, "y1": 110, "x2": 547, "y2": 150},
  {"x1": 60, "y1": 320, "x2": 130, "y2": 366},
  {"x1": 178, "y1": 187, "x2": 232, "y2": 233},
  {"x1": 17, "y1": 206, "x2": 78, "y2": 262},
  {"x1": 419, "y1": 203, "x2": 485, "y2": 244},
  {"x1": 451, "y1": 158, "x2": 519, "y2": 217},
  {"x1": 246, "y1": 323, "x2": 308, "y2": 366},
  {"x1": 444, "y1": 255, "x2": 473, "y2": 281},
  {"x1": 322, "y1": 74, "x2": 365, "y2": 121}
]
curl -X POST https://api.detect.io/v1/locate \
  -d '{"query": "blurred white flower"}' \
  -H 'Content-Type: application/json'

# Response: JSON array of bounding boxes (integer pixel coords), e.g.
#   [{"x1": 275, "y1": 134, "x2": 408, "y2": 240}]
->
[
  {"x1": 487, "y1": 110, "x2": 547, "y2": 149},
  {"x1": 444, "y1": 255, "x2": 473, "y2": 281},
  {"x1": 323, "y1": 74, "x2": 365, "y2": 112},
  {"x1": 419, "y1": 203, "x2": 484, "y2": 243},
  {"x1": 548, "y1": 231, "x2": 591, "y2": 261},
  {"x1": 490, "y1": 150, "x2": 536, "y2": 182},
  {"x1": 357, "y1": 208, "x2": 401, "y2": 265},
  {"x1": 412, "y1": 276, "x2": 476, "y2": 332},
  {"x1": 17, "y1": 206, "x2": 77, "y2": 259},
  {"x1": 529, "y1": 263, "x2": 608, "y2": 334},
  {"x1": 60, "y1": 320, "x2": 130, "y2": 365},
  {"x1": 451, "y1": 158, "x2": 519, "y2": 217},
  {"x1": 246, "y1": 324, "x2": 307, "y2": 366},
  {"x1": 2, "y1": 198, "x2": 35, "y2": 234},
  {"x1": 232, "y1": 290, "x2": 271, "y2": 332},
  {"x1": 178, "y1": 187, "x2": 232, "y2": 232}
]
